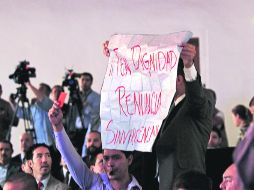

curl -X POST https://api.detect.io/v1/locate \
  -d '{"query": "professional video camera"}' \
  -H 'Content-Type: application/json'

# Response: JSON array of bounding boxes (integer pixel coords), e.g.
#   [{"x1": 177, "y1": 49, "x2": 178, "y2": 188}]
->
[
  {"x1": 62, "y1": 69, "x2": 81, "y2": 93},
  {"x1": 9, "y1": 60, "x2": 36, "y2": 84}
]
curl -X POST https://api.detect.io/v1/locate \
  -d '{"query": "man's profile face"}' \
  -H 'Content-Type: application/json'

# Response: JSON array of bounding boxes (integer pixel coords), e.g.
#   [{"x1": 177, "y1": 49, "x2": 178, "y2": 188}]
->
[
  {"x1": 29, "y1": 146, "x2": 52, "y2": 178},
  {"x1": 103, "y1": 149, "x2": 132, "y2": 180},
  {"x1": 208, "y1": 131, "x2": 221, "y2": 148},
  {"x1": 0, "y1": 142, "x2": 13, "y2": 165},
  {"x1": 219, "y1": 164, "x2": 243, "y2": 190},
  {"x1": 21, "y1": 160, "x2": 33, "y2": 174}
]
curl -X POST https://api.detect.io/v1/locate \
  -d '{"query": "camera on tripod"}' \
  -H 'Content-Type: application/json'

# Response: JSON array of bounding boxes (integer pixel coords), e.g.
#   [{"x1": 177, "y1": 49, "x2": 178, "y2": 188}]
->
[
  {"x1": 62, "y1": 70, "x2": 81, "y2": 92},
  {"x1": 9, "y1": 60, "x2": 36, "y2": 84},
  {"x1": 9, "y1": 60, "x2": 36, "y2": 102}
]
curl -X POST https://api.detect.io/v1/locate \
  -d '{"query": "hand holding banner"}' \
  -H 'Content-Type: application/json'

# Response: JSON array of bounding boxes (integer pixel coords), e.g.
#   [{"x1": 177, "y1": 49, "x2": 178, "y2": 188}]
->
[{"x1": 101, "y1": 31, "x2": 192, "y2": 152}]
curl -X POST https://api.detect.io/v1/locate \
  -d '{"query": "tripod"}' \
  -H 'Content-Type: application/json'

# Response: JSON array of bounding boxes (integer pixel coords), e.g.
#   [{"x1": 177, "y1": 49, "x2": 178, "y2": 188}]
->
[
  {"x1": 6, "y1": 84, "x2": 37, "y2": 143},
  {"x1": 65, "y1": 84, "x2": 87, "y2": 155}
]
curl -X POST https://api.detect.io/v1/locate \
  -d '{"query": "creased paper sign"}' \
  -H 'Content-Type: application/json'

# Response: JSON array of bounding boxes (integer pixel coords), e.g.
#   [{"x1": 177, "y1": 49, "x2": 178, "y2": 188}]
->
[{"x1": 100, "y1": 31, "x2": 192, "y2": 152}]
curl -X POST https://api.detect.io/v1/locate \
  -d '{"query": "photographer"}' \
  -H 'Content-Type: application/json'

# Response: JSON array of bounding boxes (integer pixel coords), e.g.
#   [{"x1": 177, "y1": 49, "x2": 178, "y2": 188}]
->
[
  {"x1": 0, "y1": 84, "x2": 18, "y2": 140},
  {"x1": 11, "y1": 82, "x2": 54, "y2": 146},
  {"x1": 62, "y1": 71, "x2": 100, "y2": 155}
]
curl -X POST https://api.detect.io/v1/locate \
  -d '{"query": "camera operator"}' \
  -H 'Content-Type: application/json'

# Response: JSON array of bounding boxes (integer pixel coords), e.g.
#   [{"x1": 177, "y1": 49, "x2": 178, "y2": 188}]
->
[
  {"x1": 10, "y1": 82, "x2": 54, "y2": 146},
  {"x1": 65, "y1": 72, "x2": 100, "y2": 155},
  {"x1": 77, "y1": 72, "x2": 100, "y2": 130},
  {"x1": 0, "y1": 84, "x2": 19, "y2": 140}
]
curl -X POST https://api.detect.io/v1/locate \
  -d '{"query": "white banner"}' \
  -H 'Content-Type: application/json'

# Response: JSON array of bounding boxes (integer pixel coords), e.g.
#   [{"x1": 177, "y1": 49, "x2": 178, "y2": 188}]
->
[{"x1": 100, "y1": 31, "x2": 192, "y2": 152}]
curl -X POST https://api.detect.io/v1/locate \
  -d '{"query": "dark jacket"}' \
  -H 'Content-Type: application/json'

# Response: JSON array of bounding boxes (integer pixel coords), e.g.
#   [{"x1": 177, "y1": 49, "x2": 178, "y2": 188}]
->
[{"x1": 154, "y1": 75, "x2": 215, "y2": 190}]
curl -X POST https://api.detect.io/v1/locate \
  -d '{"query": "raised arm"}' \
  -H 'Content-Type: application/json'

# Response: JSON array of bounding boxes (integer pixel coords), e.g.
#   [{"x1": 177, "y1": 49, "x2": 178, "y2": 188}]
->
[
  {"x1": 181, "y1": 43, "x2": 214, "y2": 118},
  {"x1": 48, "y1": 102, "x2": 99, "y2": 189},
  {"x1": 26, "y1": 82, "x2": 45, "y2": 102}
]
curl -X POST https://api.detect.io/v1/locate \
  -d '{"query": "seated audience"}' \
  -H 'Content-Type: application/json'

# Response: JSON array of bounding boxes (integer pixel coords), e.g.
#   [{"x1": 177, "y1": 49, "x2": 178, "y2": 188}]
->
[
  {"x1": 173, "y1": 170, "x2": 212, "y2": 190},
  {"x1": 48, "y1": 102, "x2": 141, "y2": 189},
  {"x1": 231, "y1": 104, "x2": 253, "y2": 144},
  {"x1": 208, "y1": 127, "x2": 222, "y2": 149},
  {"x1": 26, "y1": 143, "x2": 71, "y2": 190},
  {"x1": 219, "y1": 164, "x2": 243, "y2": 190},
  {"x1": 0, "y1": 140, "x2": 20, "y2": 188}
]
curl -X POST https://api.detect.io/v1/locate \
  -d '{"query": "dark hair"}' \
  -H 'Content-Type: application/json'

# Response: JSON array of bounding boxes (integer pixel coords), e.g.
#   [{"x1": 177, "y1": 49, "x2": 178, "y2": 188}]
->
[
  {"x1": 87, "y1": 151, "x2": 103, "y2": 168},
  {"x1": 249, "y1": 96, "x2": 254, "y2": 107},
  {"x1": 4, "y1": 172, "x2": 37, "y2": 190},
  {"x1": 0, "y1": 139, "x2": 13, "y2": 152},
  {"x1": 26, "y1": 143, "x2": 51, "y2": 160},
  {"x1": 211, "y1": 127, "x2": 221, "y2": 138},
  {"x1": 39, "y1": 83, "x2": 51, "y2": 97},
  {"x1": 81, "y1": 72, "x2": 93, "y2": 83},
  {"x1": 52, "y1": 85, "x2": 64, "y2": 92},
  {"x1": 206, "y1": 89, "x2": 217, "y2": 103},
  {"x1": 232, "y1": 104, "x2": 253, "y2": 124},
  {"x1": 121, "y1": 150, "x2": 133, "y2": 159},
  {"x1": 173, "y1": 170, "x2": 212, "y2": 190},
  {"x1": 89, "y1": 130, "x2": 101, "y2": 136},
  {"x1": 102, "y1": 149, "x2": 133, "y2": 159}
]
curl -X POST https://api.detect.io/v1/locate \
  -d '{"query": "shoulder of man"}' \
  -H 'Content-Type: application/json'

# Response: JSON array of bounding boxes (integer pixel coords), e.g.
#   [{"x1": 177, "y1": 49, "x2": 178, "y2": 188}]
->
[{"x1": 47, "y1": 175, "x2": 71, "y2": 190}]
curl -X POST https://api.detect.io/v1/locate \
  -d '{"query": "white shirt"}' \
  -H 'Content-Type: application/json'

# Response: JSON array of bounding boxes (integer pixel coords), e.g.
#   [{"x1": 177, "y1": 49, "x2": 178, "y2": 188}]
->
[
  {"x1": 0, "y1": 164, "x2": 8, "y2": 187},
  {"x1": 36, "y1": 175, "x2": 50, "y2": 190}
]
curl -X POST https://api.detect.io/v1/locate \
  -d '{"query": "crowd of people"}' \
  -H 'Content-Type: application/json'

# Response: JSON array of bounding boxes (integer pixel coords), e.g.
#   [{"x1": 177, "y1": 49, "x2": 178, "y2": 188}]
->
[{"x1": 0, "y1": 41, "x2": 253, "y2": 190}]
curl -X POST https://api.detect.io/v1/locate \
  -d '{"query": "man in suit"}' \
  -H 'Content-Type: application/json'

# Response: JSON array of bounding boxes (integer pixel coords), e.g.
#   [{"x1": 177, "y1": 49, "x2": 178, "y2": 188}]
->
[
  {"x1": 153, "y1": 43, "x2": 215, "y2": 190},
  {"x1": 12, "y1": 132, "x2": 33, "y2": 165},
  {"x1": 0, "y1": 140, "x2": 20, "y2": 188},
  {"x1": 59, "y1": 156, "x2": 81, "y2": 190},
  {"x1": 26, "y1": 143, "x2": 70, "y2": 190}
]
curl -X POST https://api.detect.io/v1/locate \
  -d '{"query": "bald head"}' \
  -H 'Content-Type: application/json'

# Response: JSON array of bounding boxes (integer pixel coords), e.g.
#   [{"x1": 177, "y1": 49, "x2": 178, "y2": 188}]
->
[
  {"x1": 220, "y1": 164, "x2": 243, "y2": 190},
  {"x1": 20, "y1": 133, "x2": 33, "y2": 153}
]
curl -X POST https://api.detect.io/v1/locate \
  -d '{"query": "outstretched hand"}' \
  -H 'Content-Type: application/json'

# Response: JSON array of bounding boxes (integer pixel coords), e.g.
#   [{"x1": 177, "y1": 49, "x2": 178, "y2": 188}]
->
[
  {"x1": 48, "y1": 101, "x2": 64, "y2": 132},
  {"x1": 180, "y1": 43, "x2": 196, "y2": 68}
]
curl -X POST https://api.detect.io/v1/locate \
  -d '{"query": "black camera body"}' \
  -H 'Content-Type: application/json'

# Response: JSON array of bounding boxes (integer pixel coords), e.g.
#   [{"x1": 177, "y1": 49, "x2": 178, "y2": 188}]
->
[
  {"x1": 9, "y1": 60, "x2": 36, "y2": 84},
  {"x1": 62, "y1": 70, "x2": 80, "y2": 92}
]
